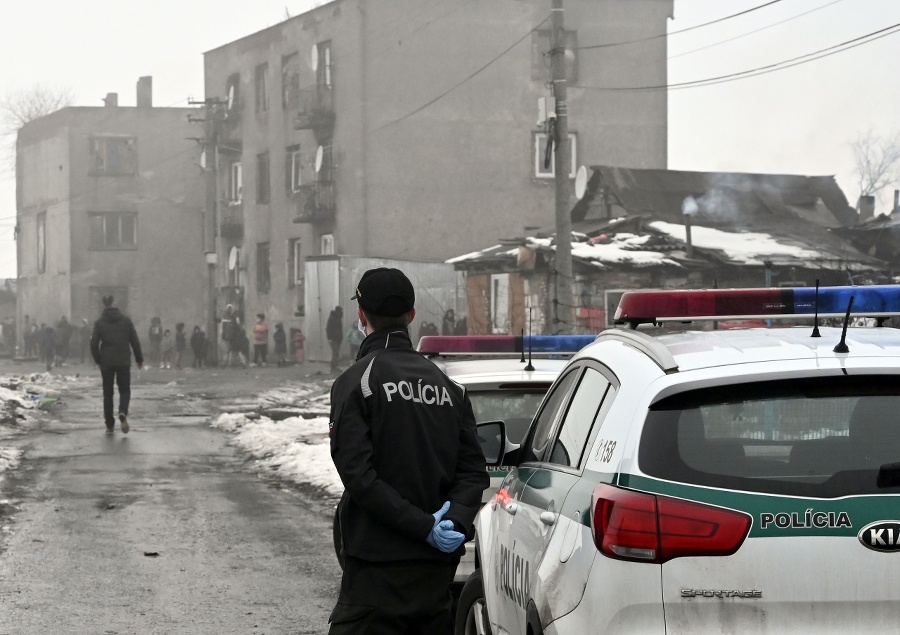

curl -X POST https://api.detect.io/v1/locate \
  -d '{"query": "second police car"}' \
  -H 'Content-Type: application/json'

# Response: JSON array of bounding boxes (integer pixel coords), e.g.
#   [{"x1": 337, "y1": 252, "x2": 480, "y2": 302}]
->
[{"x1": 460, "y1": 285, "x2": 900, "y2": 635}]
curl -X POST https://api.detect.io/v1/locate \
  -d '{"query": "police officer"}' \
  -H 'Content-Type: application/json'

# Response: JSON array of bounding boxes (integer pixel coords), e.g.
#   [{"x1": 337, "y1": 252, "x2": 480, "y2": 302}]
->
[{"x1": 328, "y1": 267, "x2": 488, "y2": 634}]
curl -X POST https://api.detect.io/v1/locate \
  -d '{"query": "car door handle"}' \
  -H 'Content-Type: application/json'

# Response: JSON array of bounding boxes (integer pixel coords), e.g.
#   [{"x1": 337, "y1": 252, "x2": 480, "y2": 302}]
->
[
  {"x1": 539, "y1": 511, "x2": 556, "y2": 526},
  {"x1": 504, "y1": 502, "x2": 518, "y2": 515}
]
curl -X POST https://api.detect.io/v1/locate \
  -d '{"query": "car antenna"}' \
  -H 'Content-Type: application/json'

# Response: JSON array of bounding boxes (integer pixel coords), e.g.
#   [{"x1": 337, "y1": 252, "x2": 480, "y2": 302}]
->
[
  {"x1": 524, "y1": 309, "x2": 535, "y2": 371},
  {"x1": 833, "y1": 295, "x2": 854, "y2": 354},
  {"x1": 810, "y1": 279, "x2": 821, "y2": 338}
]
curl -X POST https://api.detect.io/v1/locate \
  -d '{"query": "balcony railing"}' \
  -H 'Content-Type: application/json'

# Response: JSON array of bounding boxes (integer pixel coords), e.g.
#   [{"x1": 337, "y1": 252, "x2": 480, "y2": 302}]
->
[
  {"x1": 293, "y1": 181, "x2": 335, "y2": 223},
  {"x1": 294, "y1": 84, "x2": 335, "y2": 132}
]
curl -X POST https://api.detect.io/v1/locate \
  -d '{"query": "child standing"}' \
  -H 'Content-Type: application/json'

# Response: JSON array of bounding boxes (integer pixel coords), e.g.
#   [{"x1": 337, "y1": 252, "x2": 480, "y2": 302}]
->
[
  {"x1": 190, "y1": 325, "x2": 207, "y2": 368},
  {"x1": 252, "y1": 313, "x2": 269, "y2": 366},
  {"x1": 161, "y1": 329, "x2": 174, "y2": 369}
]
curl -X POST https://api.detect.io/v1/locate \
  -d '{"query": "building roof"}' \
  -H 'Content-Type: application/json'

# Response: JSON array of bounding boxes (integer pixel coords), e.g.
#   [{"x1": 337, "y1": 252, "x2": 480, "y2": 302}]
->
[{"x1": 450, "y1": 167, "x2": 887, "y2": 273}]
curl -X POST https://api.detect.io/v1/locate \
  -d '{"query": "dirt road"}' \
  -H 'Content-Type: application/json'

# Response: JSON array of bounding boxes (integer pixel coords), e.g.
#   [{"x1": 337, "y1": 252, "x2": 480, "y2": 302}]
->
[{"x1": 0, "y1": 361, "x2": 341, "y2": 635}]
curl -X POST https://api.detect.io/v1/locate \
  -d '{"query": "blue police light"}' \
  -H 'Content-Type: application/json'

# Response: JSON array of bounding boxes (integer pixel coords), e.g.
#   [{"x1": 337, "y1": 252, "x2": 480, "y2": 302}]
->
[{"x1": 417, "y1": 335, "x2": 596, "y2": 355}]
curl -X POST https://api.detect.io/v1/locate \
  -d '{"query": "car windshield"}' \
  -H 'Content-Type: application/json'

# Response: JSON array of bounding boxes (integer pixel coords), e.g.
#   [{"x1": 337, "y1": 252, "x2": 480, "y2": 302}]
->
[
  {"x1": 469, "y1": 390, "x2": 547, "y2": 443},
  {"x1": 639, "y1": 376, "x2": 900, "y2": 498}
]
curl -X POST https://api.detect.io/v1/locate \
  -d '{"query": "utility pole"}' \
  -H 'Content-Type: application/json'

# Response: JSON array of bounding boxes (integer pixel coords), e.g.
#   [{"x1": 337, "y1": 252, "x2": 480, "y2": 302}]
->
[
  {"x1": 551, "y1": 0, "x2": 574, "y2": 334},
  {"x1": 189, "y1": 97, "x2": 226, "y2": 366}
]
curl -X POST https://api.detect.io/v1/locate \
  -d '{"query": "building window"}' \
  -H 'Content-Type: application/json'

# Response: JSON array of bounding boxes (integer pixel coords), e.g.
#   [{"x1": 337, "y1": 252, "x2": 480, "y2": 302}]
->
[
  {"x1": 228, "y1": 161, "x2": 242, "y2": 203},
  {"x1": 225, "y1": 73, "x2": 241, "y2": 115},
  {"x1": 255, "y1": 63, "x2": 269, "y2": 113},
  {"x1": 256, "y1": 152, "x2": 270, "y2": 204},
  {"x1": 286, "y1": 145, "x2": 303, "y2": 193},
  {"x1": 37, "y1": 212, "x2": 46, "y2": 273},
  {"x1": 288, "y1": 238, "x2": 302, "y2": 288},
  {"x1": 533, "y1": 132, "x2": 577, "y2": 179},
  {"x1": 88, "y1": 212, "x2": 137, "y2": 250},
  {"x1": 316, "y1": 41, "x2": 332, "y2": 87},
  {"x1": 228, "y1": 248, "x2": 241, "y2": 287},
  {"x1": 256, "y1": 242, "x2": 271, "y2": 294},
  {"x1": 531, "y1": 30, "x2": 578, "y2": 82},
  {"x1": 89, "y1": 135, "x2": 137, "y2": 175},
  {"x1": 282, "y1": 53, "x2": 301, "y2": 109}
]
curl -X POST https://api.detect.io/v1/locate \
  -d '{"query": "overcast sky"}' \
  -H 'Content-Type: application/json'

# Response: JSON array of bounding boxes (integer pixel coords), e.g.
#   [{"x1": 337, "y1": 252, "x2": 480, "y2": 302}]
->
[{"x1": 2, "y1": 0, "x2": 898, "y2": 280}]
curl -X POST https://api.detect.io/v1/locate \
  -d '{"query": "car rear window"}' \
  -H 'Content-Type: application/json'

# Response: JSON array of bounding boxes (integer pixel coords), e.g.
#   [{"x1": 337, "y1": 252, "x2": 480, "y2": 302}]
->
[
  {"x1": 469, "y1": 390, "x2": 548, "y2": 443},
  {"x1": 639, "y1": 376, "x2": 900, "y2": 498}
]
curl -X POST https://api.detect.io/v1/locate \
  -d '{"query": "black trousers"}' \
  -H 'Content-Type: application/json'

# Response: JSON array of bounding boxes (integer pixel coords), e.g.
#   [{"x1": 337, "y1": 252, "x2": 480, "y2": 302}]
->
[
  {"x1": 100, "y1": 366, "x2": 131, "y2": 427},
  {"x1": 329, "y1": 556, "x2": 456, "y2": 635}
]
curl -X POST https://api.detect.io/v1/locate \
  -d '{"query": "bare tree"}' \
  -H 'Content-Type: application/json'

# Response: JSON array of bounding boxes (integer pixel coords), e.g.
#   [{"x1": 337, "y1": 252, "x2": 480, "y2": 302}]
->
[
  {"x1": 0, "y1": 84, "x2": 74, "y2": 174},
  {"x1": 851, "y1": 130, "x2": 900, "y2": 210}
]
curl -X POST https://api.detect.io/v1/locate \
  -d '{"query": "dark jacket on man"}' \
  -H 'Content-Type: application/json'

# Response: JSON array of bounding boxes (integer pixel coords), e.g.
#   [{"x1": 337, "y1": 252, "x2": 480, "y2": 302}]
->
[
  {"x1": 329, "y1": 328, "x2": 488, "y2": 563},
  {"x1": 91, "y1": 308, "x2": 143, "y2": 368}
]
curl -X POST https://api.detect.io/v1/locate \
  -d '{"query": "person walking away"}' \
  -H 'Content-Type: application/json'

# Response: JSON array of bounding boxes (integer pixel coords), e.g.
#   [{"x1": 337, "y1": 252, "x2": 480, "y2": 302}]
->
[
  {"x1": 40, "y1": 324, "x2": 55, "y2": 372},
  {"x1": 174, "y1": 323, "x2": 187, "y2": 370},
  {"x1": 328, "y1": 267, "x2": 488, "y2": 634},
  {"x1": 252, "y1": 313, "x2": 269, "y2": 366},
  {"x1": 160, "y1": 329, "x2": 174, "y2": 369},
  {"x1": 190, "y1": 325, "x2": 207, "y2": 369},
  {"x1": 148, "y1": 316, "x2": 163, "y2": 366},
  {"x1": 326, "y1": 306, "x2": 343, "y2": 372},
  {"x1": 273, "y1": 322, "x2": 287, "y2": 367},
  {"x1": 344, "y1": 323, "x2": 364, "y2": 361},
  {"x1": 90, "y1": 295, "x2": 143, "y2": 435}
]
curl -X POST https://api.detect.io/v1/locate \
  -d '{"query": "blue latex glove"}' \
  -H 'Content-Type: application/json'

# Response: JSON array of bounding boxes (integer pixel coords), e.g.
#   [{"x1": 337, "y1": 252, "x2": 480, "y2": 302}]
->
[
  {"x1": 427, "y1": 501, "x2": 464, "y2": 552},
  {"x1": 429, "y1": 520, "x2": 466, "y2": 553}
]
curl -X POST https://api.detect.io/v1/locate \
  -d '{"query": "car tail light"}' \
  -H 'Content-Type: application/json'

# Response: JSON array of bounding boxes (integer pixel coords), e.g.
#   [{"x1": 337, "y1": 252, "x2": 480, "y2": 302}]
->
[{"x1": 591, "y1": 484, "x2": 751, "y2": 564}]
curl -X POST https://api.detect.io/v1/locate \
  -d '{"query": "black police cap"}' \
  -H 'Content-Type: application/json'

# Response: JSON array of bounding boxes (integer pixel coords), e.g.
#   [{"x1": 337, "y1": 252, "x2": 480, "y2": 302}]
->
[{"x1": 351, "y1": 268, "x2": 415, "y2": 317}]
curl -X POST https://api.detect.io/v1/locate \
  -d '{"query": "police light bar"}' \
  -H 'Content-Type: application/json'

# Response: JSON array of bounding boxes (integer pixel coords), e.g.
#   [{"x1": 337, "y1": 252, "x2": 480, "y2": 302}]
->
[
  {"x1": 614, "y1": 285, "x2": 900, "y2": 327},
  {"x1": 417, "y1": 335, "x2": 596, "y2": 355}
]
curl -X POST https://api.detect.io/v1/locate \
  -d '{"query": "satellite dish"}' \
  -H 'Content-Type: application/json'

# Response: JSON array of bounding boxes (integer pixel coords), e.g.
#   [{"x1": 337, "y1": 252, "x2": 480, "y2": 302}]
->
[
  {"x1": 311, "y1": 44, "x2": 319, "y2": 72},
  {"x1": 199, "y1": 149, "x2": 207, "y2": 170},
  {"x1": 228, "y1": 246, "x2": 238, "y2": 271},
  {"x1": 315, "y1": 145, "x2": 324, "y2": 173},
  {"x1": 574, "y1": 165, "x2": 588, "y2": 200}
]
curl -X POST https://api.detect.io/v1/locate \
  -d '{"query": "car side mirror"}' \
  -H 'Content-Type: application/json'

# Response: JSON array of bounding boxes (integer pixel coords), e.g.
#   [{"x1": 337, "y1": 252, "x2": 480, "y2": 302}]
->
[{"x1": 477, "y1": 420, "x2": 520, "y2": 467}]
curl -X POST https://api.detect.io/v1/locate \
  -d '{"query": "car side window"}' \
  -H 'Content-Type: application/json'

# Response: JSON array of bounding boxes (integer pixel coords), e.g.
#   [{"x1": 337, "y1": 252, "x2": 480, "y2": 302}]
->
[
  {"x1": 548, "y1": 368, "x2": 611, "y2": 468},
  {"x1": 522, "y1": 368, "x2": 581, "y2": 463}
]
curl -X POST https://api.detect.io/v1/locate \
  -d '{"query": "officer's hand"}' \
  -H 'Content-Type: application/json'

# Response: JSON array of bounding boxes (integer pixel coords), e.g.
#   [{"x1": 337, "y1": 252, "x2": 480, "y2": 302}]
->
[
  {"x1": 428, "y1": 520, "x2": 466, "y2": 553},
  {"x1": 431, "y1": 501, "x2": 450, "y2": 526}
]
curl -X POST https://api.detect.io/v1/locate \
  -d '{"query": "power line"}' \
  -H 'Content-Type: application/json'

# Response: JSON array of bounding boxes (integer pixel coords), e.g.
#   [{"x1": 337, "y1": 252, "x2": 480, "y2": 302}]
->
[
  {"x1": 669, "y1": 0, "x2": 846, "y2": 60},
  {"x1": 578, "y1": 0, "x2": 784, "y2": 51},
  {"x1": 572, "y1": 21, "x2": 900, "y2": 92}
]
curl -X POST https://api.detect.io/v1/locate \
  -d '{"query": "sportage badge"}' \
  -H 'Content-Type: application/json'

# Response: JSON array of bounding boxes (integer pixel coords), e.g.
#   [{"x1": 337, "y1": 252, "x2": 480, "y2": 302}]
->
[{"x1": 858, "y1": 521, "x2": 900, "y2": 552}]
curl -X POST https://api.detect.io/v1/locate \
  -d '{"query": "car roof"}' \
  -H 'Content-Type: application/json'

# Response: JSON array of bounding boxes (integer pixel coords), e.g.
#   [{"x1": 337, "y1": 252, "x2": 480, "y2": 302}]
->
[
  {"x1": 578, "y1": 326, "x2": 900, "y2": 374},
  {"x1": 434, "y1": 356, "x2": 569, "y2": 388}
]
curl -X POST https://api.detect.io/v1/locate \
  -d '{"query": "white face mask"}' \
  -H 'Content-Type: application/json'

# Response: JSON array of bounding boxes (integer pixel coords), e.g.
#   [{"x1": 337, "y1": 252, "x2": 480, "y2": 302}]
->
[{"x1": 357, "y1": 319, "x2": 366, "y2": 335}]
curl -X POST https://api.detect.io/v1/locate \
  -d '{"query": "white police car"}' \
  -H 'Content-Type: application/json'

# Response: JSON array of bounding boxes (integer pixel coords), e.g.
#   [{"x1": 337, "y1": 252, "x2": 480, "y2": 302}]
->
[{"x1": 460, "y1": 285, "x2": 900, "y2": 635}]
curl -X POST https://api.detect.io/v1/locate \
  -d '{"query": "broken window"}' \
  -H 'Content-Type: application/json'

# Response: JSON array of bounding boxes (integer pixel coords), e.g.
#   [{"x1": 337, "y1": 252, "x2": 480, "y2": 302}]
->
[
  {"x1": 255, "y1": 63, "x2": 269, "y2": 113},
  {"x1": 89, "y1": 135, "x2": 137, "y2": 175},
  {"x1": 256, "y1": 152, "x2": 270, "y2": 204},
  {"x1": 282, "y1": 53, "x2": 301, "y2": 110}
]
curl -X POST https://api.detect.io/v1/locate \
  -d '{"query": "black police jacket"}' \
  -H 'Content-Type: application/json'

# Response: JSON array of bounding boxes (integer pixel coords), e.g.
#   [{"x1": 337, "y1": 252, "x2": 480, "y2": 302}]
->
[
  {"x1": 329, "y1": 328, "x2": 488, "y2": 563},
  {"x1": 90, "y1": 308, "x2": 144, "y2": 368}
]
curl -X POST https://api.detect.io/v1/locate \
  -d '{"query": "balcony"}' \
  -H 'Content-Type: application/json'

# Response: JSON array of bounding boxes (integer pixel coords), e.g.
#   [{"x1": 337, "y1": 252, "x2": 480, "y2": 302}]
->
[
  {"x1": 293, "y1": 181, "x2": 335, "y2": 224},
  {"x1": 293, "y1": 84, "x2": 335, "y2": 137},
  {"x1": 220, "y1": 203, "x2": 244, "y2": 239}
]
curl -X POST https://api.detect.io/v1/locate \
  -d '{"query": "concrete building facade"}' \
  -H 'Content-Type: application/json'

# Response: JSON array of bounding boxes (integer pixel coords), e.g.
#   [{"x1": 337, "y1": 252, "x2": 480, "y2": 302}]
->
[
  {"x1": 202, "y1": 0, "x2": 673, "y2": 330},
  {"x1": 16, "y1": 80, "x2": 205, "y2": 357}
]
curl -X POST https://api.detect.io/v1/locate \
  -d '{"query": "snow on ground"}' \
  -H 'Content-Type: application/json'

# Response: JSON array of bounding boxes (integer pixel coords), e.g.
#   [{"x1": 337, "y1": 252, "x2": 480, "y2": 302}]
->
[
  {"x1": 211, "y1": 379, "x2": 343, "y2": 497},
  {"x1": 0, "y1": 371, "x2": 91, "y2": 477}
]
